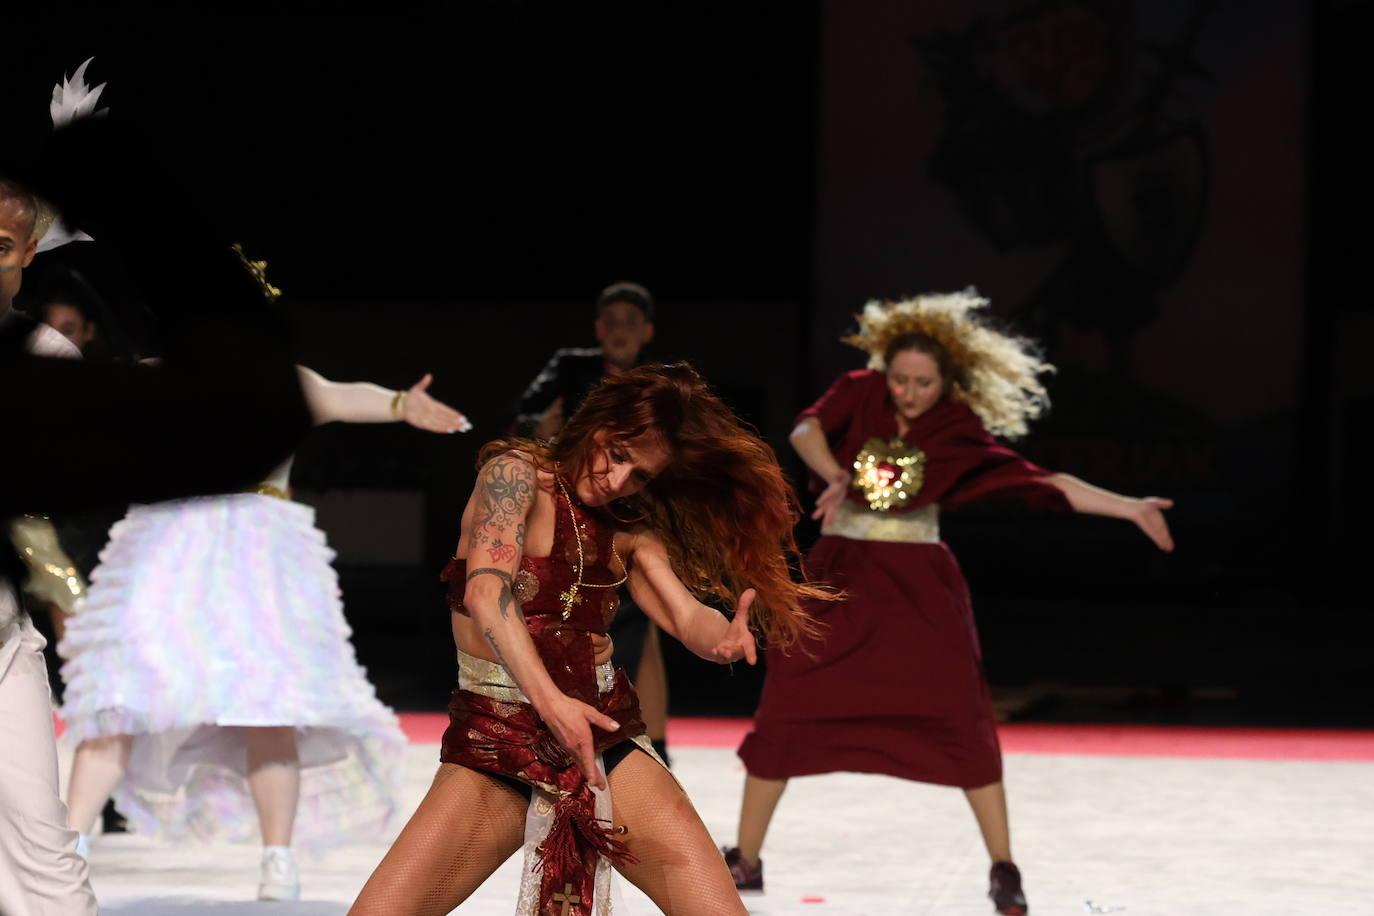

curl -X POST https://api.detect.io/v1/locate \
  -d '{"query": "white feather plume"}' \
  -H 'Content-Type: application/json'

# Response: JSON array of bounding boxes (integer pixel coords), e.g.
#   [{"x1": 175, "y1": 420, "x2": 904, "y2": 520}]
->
[
  {"x1": 49, "y1": 57, "x2": 107, "y2": 128},
  {"x1": 36, "y1": 58, "x2": 104, "y2": 250},
  {"x1": 36, "y1": 216, "x2": 94, "y2": 253}
]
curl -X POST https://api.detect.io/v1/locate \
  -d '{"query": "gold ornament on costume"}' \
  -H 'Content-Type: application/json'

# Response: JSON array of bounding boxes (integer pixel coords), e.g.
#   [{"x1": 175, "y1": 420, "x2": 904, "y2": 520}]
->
[
  {"x1": 250, "y1": 482, "x2": 292, "y2": 501},
  {"x1": 513, "y1": 568, "x2": 541, "y2": 604},
  {"x1": 8, "y1": 516, "x2": 87, "y2": 615},
  {"x1": 851, "y1": 437, "x2": 926, "y2": 511},
  {"x1": 231, "y1": 243, "x2": 283, "y2": 303}
]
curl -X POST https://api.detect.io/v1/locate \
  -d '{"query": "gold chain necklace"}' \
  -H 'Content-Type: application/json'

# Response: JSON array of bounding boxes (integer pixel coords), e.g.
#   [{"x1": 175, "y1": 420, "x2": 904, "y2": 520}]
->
[{"x1": 554, "y1": 472, "x2": 627, "y2": 621}]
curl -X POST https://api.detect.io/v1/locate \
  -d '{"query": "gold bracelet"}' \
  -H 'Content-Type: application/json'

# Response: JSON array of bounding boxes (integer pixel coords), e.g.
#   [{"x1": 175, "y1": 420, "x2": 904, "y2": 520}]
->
[{"x1": 390, "y1": 389, "x2": 407, "y2": 419}]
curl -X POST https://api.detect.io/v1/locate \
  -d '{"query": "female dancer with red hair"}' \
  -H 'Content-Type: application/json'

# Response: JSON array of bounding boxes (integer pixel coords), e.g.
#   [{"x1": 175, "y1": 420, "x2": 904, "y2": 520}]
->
[{"x1": 350, "y1": 362, "x2": 827, "y2": 916}]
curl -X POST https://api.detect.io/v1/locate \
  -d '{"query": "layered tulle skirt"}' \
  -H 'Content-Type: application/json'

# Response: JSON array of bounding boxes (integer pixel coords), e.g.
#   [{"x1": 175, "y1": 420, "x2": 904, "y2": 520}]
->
[{"x1": 59, "y1": 494, "x2": 405, "y2": 845}]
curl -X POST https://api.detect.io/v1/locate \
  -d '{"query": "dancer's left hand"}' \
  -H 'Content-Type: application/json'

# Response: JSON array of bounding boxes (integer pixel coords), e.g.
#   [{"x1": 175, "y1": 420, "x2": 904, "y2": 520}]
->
[
  {"x1": 711, "y1": 588, "x2": 759, "y2": 665},
  {"x1": 401, "y1": 374, "x2": 472, "y2": 434}
]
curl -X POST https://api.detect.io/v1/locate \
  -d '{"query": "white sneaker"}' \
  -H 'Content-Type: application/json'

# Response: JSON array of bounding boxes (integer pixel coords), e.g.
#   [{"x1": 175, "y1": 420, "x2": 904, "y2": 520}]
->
[{"x1": 257, "y1": 846, "x2": 300, "y2": 901}]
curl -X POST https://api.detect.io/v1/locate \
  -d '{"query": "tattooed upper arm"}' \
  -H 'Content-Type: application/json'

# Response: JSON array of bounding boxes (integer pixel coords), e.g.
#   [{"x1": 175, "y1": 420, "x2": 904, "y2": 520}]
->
[
  {"x1": 465, "y1": 567, "x2": 524, "y2": 621},
  {"x1": 462, "y1": 454, "x2": 537, "y2": 626},
  {"x1": 468, "y1": 453, "x2": 536, "y2": 566}
]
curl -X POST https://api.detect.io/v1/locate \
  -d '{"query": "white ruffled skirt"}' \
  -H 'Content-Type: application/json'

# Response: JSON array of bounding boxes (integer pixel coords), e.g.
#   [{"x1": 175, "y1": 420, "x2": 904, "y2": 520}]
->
[{"x1": 58, "y1": 493, "x2": 405, "y2": 846}]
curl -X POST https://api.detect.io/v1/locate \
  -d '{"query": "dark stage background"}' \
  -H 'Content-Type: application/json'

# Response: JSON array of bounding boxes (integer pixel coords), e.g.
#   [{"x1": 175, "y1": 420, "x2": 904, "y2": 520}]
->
[{"x1": 9, "y1": 3, "x2": 1370, "y2": 727}]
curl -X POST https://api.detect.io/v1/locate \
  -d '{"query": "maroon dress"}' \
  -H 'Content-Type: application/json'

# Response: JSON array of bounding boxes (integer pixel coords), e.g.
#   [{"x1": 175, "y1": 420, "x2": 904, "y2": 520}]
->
[
  {"x1": 738, "y1": 370, "x2": 1070, "y2": 788},
  {"x1": 440, "y1": 484, "x2": 645, "y2": 916}
]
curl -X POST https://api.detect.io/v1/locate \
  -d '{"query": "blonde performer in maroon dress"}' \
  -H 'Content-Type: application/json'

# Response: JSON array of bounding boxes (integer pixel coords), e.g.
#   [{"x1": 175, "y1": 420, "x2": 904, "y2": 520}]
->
[
  {"x1": 727, "y1": 292, "x2": 1175, "y2": 915},
  {"x1": 350, "y1": 363, "x2": 830, "y2": 916}
]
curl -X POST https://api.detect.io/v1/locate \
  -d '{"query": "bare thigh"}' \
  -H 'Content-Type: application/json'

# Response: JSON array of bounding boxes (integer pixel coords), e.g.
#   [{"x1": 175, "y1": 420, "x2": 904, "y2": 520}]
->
[
  {"x1": 609, "y1": 749, "x2": 746, "y2": 916},
  {"x1": 349, "y1": 763, "x2": 527, "y2": 916}
]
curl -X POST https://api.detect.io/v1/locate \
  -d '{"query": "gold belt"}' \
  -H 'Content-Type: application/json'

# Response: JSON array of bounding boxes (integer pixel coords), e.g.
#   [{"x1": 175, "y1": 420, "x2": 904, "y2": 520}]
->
[
  {"x1": 821, "y1": 500, "x2": 940, "y2": 544},
  {"x1": 457, "y1": 648, "x2": 616, "y2": 703}
]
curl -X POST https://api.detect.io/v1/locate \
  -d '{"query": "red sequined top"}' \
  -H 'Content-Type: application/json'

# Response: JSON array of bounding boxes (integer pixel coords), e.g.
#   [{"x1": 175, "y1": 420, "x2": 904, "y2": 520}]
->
[{"x1": 440, "y1": 484, "x2": 628, "y2": 703}]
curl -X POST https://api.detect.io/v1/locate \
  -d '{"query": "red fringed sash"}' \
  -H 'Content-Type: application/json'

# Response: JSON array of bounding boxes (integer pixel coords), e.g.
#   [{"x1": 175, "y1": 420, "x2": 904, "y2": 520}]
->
[{"x1": 440, "y1": 669, "x2": 646, "y2": 916}]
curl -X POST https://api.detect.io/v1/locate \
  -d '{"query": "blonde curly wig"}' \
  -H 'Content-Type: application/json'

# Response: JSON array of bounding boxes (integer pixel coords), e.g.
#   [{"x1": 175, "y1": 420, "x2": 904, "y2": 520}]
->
[{"x1": 842, "y1": 288, "x2": 1053, "y2": 439}]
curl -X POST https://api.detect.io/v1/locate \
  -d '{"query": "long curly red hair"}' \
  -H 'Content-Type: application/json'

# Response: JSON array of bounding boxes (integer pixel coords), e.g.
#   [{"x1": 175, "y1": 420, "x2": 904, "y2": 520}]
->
[{"x1": 483, "y1": 362, "x2": 829, "y2": 650}]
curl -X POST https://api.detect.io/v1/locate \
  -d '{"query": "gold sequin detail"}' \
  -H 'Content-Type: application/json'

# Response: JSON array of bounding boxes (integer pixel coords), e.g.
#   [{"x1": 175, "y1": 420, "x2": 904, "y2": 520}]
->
[
  {"x1": 601, "y1": 591, "x2": 620, "y2": 625},
  {"x1": 851, "y1": 437, "x2": 926, "y2": 511},
  {"x1": 513, "y1": 568, "x2": 540, "y2": 603},
  {"x1": 564, "y1": 527, "x2": 598, "y2": 566}
]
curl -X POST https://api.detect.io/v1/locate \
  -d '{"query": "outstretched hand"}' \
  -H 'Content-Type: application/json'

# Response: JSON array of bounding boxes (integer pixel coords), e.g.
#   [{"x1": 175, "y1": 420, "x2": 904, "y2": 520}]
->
[
  {"x1": 710, "y1": 588, "x2": 759, "y2": 665},
  {"x1": 401, "y1": 374, "x2": 472, "y2": 434},
  {"x1": 1132, "y1": 497, "x2": 1175, "y2": 552},
  {"x1": 811, "y1": 471, "x2": 850, "y2": 529}
]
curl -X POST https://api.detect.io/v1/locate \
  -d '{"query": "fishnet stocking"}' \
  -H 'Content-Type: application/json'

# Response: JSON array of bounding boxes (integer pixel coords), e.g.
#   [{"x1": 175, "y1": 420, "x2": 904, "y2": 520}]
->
[
  {"x1": 349, "y1": 763, "x2": 526, "y2": 916},
  {"x1": 608, "y1": 750, "x2": 747, "y2": 915}
]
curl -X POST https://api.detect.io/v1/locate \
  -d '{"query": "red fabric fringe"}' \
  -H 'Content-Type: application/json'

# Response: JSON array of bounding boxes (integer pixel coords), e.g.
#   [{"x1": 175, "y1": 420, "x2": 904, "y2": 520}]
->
[{"x1": 536, "y1": 786, "x2": 637, "y2": 876}]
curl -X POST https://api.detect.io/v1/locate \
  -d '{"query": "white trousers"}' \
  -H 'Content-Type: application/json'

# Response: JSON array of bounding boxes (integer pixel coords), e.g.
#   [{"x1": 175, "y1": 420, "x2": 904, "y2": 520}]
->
[{"x1": 0, "y1": 620, "x2": 96, "y2": 916}]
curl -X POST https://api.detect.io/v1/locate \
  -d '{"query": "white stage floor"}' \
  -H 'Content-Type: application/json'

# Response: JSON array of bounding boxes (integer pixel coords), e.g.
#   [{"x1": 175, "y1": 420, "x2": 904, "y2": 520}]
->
[{"x1": 71, "y1": 735, "x2": 1372, "y2": 915}]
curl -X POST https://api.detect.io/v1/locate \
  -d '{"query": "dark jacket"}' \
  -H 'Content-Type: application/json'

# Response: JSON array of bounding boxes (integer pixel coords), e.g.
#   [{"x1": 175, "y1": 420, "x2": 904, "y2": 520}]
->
[{"x1": 513, "y1": 347, "x2": 610, "y2": 437}]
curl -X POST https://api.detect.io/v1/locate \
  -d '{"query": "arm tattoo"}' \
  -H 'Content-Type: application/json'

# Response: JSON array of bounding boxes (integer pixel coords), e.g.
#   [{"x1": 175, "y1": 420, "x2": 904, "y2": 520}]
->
[
  {"x1": 483, "y1": 626, "x2": 511, "y2": 669},
  {"x1": 486, "y1": 539, "x2": 516, "y2": 563},
  {"x1": 464, "y1": 457, "x2": 534, "y2": 624},
  {"x1": 466, "y1": 567, "x2": 512, "y2": 585},
  {"x1": 469, "y1": 457, "x2": 535, "y2": 552},
  {"x1": 466, "y1": 567, "x2": 522, "y2": 620}
]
